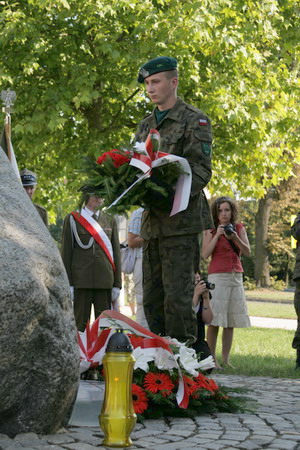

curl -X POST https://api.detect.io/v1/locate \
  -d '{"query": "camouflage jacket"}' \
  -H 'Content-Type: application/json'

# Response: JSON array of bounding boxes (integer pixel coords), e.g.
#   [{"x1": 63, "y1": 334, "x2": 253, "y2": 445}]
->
[
  {"x1": 135, "y1": 97, "x2": 213, "y2": 238},
  {"x1": 291, "y1": 213, "x2": 300, "y2": 281}
]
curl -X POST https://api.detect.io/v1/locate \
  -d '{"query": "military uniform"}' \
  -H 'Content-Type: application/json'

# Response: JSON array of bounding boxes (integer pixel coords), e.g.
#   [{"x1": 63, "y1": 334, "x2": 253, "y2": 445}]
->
[
  {"x1": 20, "y1": 168, "x2": 49, "y2": 228},
  {"x1": 61, "y1": 209, "x2": 122, "y2": 331},
  {"x1": 34, "y1": 203, "x2": 48, "y2": 227},
  {"x1": 135, "y1": 93, "x2": 213, "y2": 342},
  {"x1": 291, "y1": 214, "x2": 300, "y2": 368}
]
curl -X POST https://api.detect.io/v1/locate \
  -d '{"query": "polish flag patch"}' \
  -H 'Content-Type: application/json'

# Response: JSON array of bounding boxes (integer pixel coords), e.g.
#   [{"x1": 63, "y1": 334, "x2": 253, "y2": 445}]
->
[{"x1": 199, "y1": 119, "x2": 208, "y2": 126}]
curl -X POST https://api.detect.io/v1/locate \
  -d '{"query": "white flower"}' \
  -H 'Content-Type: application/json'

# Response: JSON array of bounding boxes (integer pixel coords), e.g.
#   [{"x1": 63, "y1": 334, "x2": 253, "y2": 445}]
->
[
  {"x1": 132, "y1": 347, "x2": 155, "y2": 372},
  {"x1": 198, "y1": 355, "x2": 216, "y2": 371},
  {"x1": 166, "y1": 337, "x2": 186, "y2": 347},
  {"x1": 153, "y1": 347, "x2": 178, "y2": 371},
  {"x1": 133, "y1": 141, "x2": 148, "y2": 155},
  {"x1": 177, "y1": 345, "x2": 202, "y2": 377}
]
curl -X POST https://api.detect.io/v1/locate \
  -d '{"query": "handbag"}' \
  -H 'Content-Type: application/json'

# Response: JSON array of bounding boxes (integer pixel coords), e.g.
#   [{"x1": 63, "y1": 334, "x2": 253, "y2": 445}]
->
[{"x1": 120, "y1": 245, "x2": 136, "y2": 274}]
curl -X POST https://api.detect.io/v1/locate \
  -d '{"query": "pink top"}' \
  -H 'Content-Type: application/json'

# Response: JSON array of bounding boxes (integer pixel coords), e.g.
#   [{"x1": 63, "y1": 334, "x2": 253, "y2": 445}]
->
[{"x1": 208, "y1": 223, "x2": 244, "y2": 274}]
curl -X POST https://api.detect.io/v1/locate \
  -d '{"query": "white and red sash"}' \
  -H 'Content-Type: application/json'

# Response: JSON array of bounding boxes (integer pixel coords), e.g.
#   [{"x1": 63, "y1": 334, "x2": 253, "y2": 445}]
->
[
  {"x1": 78, "y1": 310, "x2": 190, "y2": 408},
  {"x1": 71, "y1": 209, "x2": 115, "y2": 271}
]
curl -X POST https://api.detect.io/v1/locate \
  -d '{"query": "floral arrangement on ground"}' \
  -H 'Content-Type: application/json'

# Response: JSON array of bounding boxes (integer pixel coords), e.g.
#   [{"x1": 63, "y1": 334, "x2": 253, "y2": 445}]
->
[
  {"x1": 79, "y1": 129, "x2": 189, "y2": 216},
  {"x1": 79, "y1": 311, "x2": 255, "y2": 422},
  {"x1": 126, "y1": 336, "x2": 252, "y2": 422}
]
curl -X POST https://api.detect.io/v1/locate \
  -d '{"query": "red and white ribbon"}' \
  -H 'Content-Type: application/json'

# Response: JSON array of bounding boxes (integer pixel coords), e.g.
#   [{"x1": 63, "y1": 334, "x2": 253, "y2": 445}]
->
[
  {"x1": 108, "y1": 129, "x2": 192, "y2": 217},
  {"x1": 78, "y1": 310, "x2": 190, "y2": 408},
  {"x1": 71, "y1": 209, "x2": 115, "y2": 271}
]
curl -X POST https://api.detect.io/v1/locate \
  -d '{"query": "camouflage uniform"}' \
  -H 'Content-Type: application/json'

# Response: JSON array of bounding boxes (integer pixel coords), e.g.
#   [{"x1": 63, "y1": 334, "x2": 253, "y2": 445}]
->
[
  {"x1": 291, "y1": 214, "x2": 300, "y2": 367},
  {"x1": 136, "y1": 97, "x2": 213, "y2": 343}
]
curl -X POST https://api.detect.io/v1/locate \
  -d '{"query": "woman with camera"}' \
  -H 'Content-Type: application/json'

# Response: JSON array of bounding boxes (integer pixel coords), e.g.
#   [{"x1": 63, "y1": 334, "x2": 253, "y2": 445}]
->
[{"x1": 202, "y1": 196, "x2": 251, "y2": 369}]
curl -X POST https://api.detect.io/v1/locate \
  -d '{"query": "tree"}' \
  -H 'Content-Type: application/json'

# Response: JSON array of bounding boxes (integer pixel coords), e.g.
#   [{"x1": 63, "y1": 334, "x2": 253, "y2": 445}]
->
[{"x1": 0, "y1": 0, "x2": 299, "y2": 228}]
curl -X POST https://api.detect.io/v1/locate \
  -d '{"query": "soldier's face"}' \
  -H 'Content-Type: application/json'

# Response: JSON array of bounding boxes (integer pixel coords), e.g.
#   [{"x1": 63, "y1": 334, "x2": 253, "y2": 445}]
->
[
  {"x1": 24, "y1": 185, "x2": 35, "y2": 199},
  {"x1": 86, "y1": 195, "x2": 103, "y2": 211},
  {"x1": 144, "y1": 72, "x2": 178, "y2": 109}
]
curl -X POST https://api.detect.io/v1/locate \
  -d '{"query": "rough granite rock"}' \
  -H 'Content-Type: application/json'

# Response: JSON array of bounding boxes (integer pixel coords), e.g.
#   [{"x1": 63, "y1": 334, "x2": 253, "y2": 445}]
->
[{"x1": 0, "y1": 150, "x2": 79, "y2": 437}]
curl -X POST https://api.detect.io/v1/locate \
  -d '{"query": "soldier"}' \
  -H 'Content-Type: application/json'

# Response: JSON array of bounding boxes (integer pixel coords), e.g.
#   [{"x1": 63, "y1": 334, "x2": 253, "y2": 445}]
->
[
  {"x1": 20, "y1": 168, "x2": 48, "y2": 227},
  {"x1": 291, "y1": 214, "x2": 300, "y2": 369},
  {"x1": 61, "y1": 192, "x2": 122, "y2": 332},
  {"x1": 136, "y1": 56, "x2": 213, "y2": 343}
]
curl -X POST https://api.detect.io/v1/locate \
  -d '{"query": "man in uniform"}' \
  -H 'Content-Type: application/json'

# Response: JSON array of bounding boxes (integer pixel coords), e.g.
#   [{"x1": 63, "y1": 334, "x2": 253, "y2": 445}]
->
[
  {"x1": 61, "y1": 192, "x2": 122, "y2": 331},
  {"x1": 291, "y1": 215, "x2": 300, "y2": 369},
  {"x1": 136, "y1": 56, "x2": 213, "y2": 344},
  {"x1": 20, "y1": 168, "x2": 48, "y2": 227}
]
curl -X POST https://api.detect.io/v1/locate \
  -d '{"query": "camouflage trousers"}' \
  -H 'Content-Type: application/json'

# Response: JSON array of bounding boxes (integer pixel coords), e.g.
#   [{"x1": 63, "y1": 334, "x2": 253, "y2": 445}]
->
[
  {"x1": 292, "y1": 281, "x2": 300, "y2": 350},
  {"x1": 142, "y1": 234, "x2": 198, "y2": 343}
]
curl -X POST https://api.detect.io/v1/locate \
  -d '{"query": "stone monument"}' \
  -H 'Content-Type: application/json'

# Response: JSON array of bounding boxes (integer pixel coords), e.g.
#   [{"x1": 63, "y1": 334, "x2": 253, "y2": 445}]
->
[{"x1": 0, "y1": 149, "x2": 80, "y2": 437}]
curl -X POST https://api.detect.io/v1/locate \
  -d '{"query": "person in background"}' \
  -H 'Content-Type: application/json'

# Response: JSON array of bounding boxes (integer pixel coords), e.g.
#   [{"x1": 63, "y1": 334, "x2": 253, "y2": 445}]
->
[
  {"x1": 192, "y1": 273, "x2": 213, "y2": 362},
  {"x1": 291, "y1": 214, "x2": 300, "y2": 370},
  {"x1": 127, "y1": 207, "x2": 149, "y2": 329},
  {"x1": 20, "y1": 168, "x2": 48, "y2": 227},
  {"x1": 202, "y1": 196, "x2": 251, "y2": 369},
  {"x1": 136, "y1": 56, "x2": 213, "y2": 343},
  {"x1": 61, "y1": 192, "x2": 122, "y2": 332}
]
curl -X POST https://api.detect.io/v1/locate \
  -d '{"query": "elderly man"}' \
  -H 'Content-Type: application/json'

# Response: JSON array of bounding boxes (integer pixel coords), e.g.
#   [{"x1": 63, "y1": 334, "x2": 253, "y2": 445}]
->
[
  {"x1": 135, "y1": 56, "x2": 213, "y2": 344},
  {"x1": 20, "y1": 168, "x2": 48, "y2": 227},
  {"x1": 61, "y1": 193, "x2": 122, "y2": 331}
]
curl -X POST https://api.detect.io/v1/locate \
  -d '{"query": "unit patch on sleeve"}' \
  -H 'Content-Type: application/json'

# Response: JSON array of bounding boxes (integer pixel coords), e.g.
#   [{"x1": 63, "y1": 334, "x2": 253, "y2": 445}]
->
[{"x1": 202, "y1": 141, "x2": 212, "y2": 155}]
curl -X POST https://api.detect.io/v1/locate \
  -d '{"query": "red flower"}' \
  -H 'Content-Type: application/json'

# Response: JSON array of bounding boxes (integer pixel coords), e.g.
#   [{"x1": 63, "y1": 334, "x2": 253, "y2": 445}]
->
[
  {"x1": 132, "y1": 383, "x2": 148, "y2": 414},
  {"x1": 182, "y1": 375, "x2": 198, "y2": 395},
  {"x1": 144, "y1": 372, "x2": 175, "y2": 395},
  {"x1": 96, "y1": 149, "x2": 130, "y2": 168},
  {"x1": 194, "y1": 373, "x2": 219, "y2": 393}
]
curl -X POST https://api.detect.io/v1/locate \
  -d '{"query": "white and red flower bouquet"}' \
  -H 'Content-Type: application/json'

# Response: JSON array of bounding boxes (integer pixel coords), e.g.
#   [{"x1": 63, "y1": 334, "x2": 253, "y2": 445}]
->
[
  {"x1": 80, "y1": 129, "x2": 191, "y2": 216},
  {"x1": 78, "y1": 311, "x2": 251, "y2": 421}
]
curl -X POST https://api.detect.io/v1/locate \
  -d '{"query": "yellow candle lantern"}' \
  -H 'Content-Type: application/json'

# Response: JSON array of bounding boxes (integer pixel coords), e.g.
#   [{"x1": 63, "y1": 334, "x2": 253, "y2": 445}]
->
[{"x1": 99, "y1": 329, "x2": 136, "y2": 447}]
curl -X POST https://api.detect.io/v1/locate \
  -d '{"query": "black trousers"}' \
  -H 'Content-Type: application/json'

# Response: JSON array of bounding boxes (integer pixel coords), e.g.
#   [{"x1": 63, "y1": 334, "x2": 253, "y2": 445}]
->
[{"x1": 74, "y1": 288, "x2": 111, "y2": 332}]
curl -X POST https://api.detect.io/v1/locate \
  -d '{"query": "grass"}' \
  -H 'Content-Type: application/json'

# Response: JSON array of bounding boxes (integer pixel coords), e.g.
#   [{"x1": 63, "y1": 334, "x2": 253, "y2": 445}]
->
[
  {"x1": 247, "y1": 300, "x2": 296, "y2": 319},
  {"x1": 245, "y1": 288, "x2": 294, "y2": 302},
  {"x1": 214, "y1": 327, "x2": 299, "y2": 379}
]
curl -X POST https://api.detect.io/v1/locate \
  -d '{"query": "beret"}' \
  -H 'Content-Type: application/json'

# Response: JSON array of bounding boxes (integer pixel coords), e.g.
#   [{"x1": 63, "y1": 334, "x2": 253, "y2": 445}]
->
[{"x1": 137, "y1": 56, "x2": 178, "y2": 83}]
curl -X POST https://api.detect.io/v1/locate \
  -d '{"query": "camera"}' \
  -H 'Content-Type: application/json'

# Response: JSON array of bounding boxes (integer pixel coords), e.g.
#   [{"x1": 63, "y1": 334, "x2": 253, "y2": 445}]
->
[
  {"x1": 224, "y1": 223, "x2": 234, "y2": 235},
  {"x1": 203, "y1": 280, "x2": 215, "y2": 290}
]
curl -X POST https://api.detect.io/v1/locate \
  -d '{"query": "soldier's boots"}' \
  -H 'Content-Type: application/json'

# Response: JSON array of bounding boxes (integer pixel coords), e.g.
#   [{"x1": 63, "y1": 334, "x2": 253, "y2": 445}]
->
[{"x1": 296, "y1": 349, "x2": 300, "y2": 370}]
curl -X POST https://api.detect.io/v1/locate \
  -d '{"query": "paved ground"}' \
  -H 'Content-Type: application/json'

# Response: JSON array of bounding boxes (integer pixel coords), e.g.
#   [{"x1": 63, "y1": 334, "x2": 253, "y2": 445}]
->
[
  {"x1": 249, "y1": 316, "x2": 297, "y2": 330},
  {"x1": 1, "y1": 374, "x2": 299, "y2": 450},
  {"x1": 1, "y1": 316, "x2": 298, "y2": 450}
]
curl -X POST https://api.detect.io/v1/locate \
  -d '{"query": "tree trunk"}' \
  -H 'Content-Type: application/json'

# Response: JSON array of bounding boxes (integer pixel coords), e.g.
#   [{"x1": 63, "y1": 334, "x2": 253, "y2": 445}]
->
[{"x1": 254, "y1": 191, "x2": 275, "y2": 287}]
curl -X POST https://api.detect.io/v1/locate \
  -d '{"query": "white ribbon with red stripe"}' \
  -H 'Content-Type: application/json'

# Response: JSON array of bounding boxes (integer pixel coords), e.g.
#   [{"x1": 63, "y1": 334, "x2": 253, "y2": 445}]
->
[
  {"x1": 108, "y1": 129, "x2": 192, "y2": 217},
  {"x1": 78, "y1": 310, "x2": 190, "y2": 408},
  {"x1": 71, "y1": 209, "x2": 115, "y2": 271}
]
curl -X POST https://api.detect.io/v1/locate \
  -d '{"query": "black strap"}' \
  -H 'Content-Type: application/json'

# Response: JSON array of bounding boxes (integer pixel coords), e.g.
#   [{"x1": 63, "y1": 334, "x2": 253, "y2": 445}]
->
[{"x1": 228, "y1": 239, "x2": 240, "y2": 256}]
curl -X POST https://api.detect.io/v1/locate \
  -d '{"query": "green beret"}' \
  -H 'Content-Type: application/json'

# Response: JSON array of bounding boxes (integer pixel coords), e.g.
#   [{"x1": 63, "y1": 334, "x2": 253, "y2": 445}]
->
[{"x1": 137, "y1": 56, "x2": 178, "y2": 83}]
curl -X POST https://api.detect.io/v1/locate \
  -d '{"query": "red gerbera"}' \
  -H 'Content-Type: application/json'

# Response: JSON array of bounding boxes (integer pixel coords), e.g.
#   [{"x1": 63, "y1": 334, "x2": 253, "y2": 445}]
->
[
  {"x1": 132, "y1": 383, "x2": 148, "y2": 414},
  {"x1": 143, "y1": 372, "x2": 175, "y2": 396},
  {"x1": 96, "y1": 149, "x2": 130, "y2": 168},
  {"x1": 194, "y1": 373, "x2": 219, "y2": 393},
  {"x1": 182, "y1": 375, "x2": 198, "y2": 395}
]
